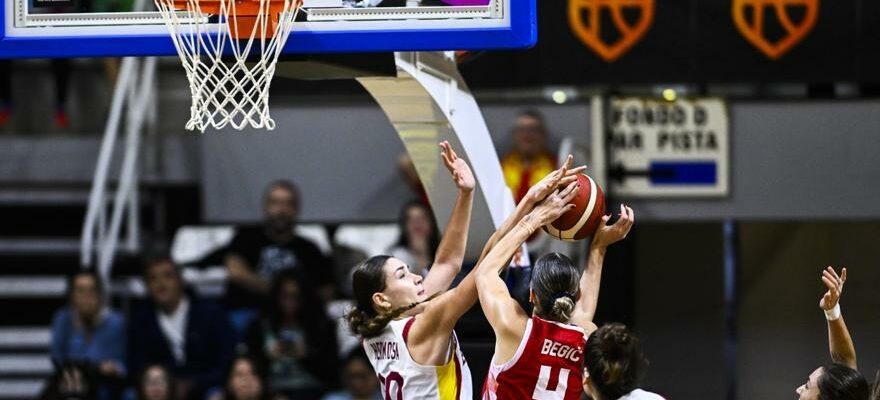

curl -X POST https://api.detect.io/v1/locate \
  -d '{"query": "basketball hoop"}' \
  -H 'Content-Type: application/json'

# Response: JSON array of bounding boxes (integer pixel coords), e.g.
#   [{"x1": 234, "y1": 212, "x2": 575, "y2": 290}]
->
[{"x1": 154, "y1": 0, "x2": 302, "y2": 131}]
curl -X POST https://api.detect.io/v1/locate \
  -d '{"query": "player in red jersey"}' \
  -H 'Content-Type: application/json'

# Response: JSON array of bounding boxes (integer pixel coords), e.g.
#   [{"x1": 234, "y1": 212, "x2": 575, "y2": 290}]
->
[{"x1": 475, "y1": 168, "x2": 634, "y2": 400}]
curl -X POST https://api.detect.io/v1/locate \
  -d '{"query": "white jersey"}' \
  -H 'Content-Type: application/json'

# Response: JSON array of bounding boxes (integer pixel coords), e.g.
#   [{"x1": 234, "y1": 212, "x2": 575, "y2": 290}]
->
[
  {"x1": 619, "y1": 389, "x2": 665, "y2": 400},
  {"x1": 364, "y1": 316, "x2": 472, "y2": 400}
]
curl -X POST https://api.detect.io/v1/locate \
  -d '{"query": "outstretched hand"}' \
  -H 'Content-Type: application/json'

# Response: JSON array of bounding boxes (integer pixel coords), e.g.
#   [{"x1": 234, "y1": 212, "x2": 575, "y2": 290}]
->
[
  {"x1": 524, "y1": 155, "x2": 587, "y2": 205},
  {"x1": 527, "y1": 180, "x2": 580, "y2": 228},
  {"x1": 591, "y1": 204, "x2": 634, "y2": 249},
  {"x1": 820, "y1": 266, "x2": 847, "y2": 311},
  {"x1": 440, "y1": 141, "x2": 475, "y2": 192}
]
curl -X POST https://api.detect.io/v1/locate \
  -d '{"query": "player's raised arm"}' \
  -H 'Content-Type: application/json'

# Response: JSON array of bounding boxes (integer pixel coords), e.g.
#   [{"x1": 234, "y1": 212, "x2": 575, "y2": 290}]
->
[
  {"x1": 412, "y1": 157, "x2": 583, "y2": 339},
  {"x1": 820, "y1": 267, "x2": 857, "y2": 370},
  {"x1": 475, "y1": 183, "x2": 579, "y2": 341},
  {"x1": 476, "y1": 155, "x2": 586, "y2": 264},
  {"x1": 421, "y1": 141, "x2": 475, "y2": 295},
  {"x1": 570, "y1": 204, "x2": 634, "y2": 330}
]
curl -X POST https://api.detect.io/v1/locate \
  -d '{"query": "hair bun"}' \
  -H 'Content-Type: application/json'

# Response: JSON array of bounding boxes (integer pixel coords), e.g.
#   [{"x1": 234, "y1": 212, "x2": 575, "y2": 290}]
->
[{"x1": 550, "y1": 296, "x2": 575, "y2": 322}]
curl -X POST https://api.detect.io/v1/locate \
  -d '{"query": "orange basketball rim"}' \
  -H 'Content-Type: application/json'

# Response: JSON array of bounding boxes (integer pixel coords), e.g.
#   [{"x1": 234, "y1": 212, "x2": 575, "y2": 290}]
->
[{"x1": 161, "y1": 0, "x2": 302, "y2": 39}]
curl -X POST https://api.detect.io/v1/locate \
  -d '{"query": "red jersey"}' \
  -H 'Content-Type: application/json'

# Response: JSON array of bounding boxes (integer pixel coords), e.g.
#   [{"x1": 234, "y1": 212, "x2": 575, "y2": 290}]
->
[{"x1": 482, "y1": 317, "x2": 587, "y2": 400}]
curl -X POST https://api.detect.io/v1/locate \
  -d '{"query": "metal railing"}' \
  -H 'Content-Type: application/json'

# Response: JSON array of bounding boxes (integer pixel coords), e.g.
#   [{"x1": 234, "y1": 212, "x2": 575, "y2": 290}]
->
[{"x1": 80, "y1": 56, "x2": 157, "y2": 285}]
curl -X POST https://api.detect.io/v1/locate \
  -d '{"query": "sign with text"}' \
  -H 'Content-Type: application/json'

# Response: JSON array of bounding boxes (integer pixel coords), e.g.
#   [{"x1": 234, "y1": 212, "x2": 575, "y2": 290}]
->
[{"x1": 608, "y1": 97, "x2": 729, "y2": 197}]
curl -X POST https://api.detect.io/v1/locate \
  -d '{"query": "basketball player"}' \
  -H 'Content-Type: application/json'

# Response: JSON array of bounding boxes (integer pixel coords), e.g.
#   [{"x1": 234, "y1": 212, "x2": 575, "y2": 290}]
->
[
  {"x1": 582, "y1": 323, "x2": 664, "y2": 400},
  {"x1": 346, "y1": 144, "x2": 585, "y2": 399},
  {"x1": 795, "y1": 267, "x2": 870, "y2": 400},
  {"x1": 476, "y1": 190, "x2": 634, "y2": 400}
]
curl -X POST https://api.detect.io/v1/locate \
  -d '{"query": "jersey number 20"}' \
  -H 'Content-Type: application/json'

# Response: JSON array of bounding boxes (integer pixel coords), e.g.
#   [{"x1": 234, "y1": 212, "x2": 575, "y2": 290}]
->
[{"x1": 378, "y1": 372, "x2": 404, "y2": 400}]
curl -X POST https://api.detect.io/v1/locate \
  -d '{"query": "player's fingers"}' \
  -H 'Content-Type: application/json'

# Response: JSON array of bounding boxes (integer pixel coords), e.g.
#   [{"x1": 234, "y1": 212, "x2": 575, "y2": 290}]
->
[
  {"x1": 821, "y1": 276, "x2": 836, "y2": 291},
  {"x1": 448, "y1": 145, "x2": 459, "y2": 160},
  {"x1": 560, "y1": 181, "x2": 579, "y2": 200},
  {"x1": 439, "y1": 148, "x2": 453, "y2": 168},
  {"x1": 828, "y1": 267, "x2": 841, "y2": 282},
  {"x1": 567, "y1": 165, "x2": 587, "y2": 175},
  {"x1": 841, "y1": 267, "x2": 847, "y2": 284},
  {"x1": 822, "y1": 270, "x2": 836, "y2": 284}
]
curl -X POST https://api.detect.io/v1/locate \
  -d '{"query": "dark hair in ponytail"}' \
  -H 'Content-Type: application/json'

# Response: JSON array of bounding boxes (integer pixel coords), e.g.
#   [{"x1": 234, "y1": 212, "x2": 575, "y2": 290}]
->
[
  {"x1": 817, "y1": 363, "x2": 870, "y2": 400},
  {"x1": 530, "y1": 253, "x2": 579, "y2": 323},
  {"x1": 584, "y1": 323, "x2": 648, "y2": 400},
  {"x1": 345, "y1": 255, "x2": 439, "y2": 338}
]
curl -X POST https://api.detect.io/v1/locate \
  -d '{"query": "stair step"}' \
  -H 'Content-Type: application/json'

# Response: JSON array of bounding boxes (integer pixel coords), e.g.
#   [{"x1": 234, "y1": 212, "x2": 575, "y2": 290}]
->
[
  {"x1": 0, "y1": 355, "x2": 52, "y2": 375},
  {"x1": 0, "y1": 190, "x2": 90, "y2": 206},
  {"x1": 0, "y1": 328, "x2": 50, "y2": 350},
  {"x1": 0, "y1": 277, "x2": 65, "y2": 298},
  {"x1": 0, "y1": 239, "x2": 139, "y2": 256},
  {"x1": 0, "y1": 379, "x2": 45, "y2": 399},
  {"x1": 0, "y1": 239, "x2": 81, "y2": 255}
]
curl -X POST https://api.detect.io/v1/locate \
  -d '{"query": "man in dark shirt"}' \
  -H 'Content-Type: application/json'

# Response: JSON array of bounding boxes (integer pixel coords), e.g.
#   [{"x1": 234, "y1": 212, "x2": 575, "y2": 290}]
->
[
  {"x1": 224, "y1": 180, "x2": 335, "y2": 313},
  {"x1": 128, "y1": 253, "x2": 234, "y2": 400}
]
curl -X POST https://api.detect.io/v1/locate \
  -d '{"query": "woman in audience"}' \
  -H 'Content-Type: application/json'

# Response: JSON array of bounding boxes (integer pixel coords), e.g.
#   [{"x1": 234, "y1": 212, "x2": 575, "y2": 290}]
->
[
  {"x1": 386, "y1": 200, "x2": 439, "y2": 277},
  {"x1": 321, "y1": 348, "x2": 381, "y2": 400},
  {"x1": 221, "y1": 356, "x2": 269, "y2": 400},
  {"x1": 582, "y1": 323, "x2": 663, "y2": 400},
  {"x1": 795, "y1": 267, "x2": 869, "y2": 400},
  {"x1": 137, "y1": 364, "x2": 174, "y2": 400},
  {"x1": 50, "y1": 269, "x2": 126, "y2": 399},
  {"x1": 245, "y1": 269, "x2": 337, "y2": 400}
]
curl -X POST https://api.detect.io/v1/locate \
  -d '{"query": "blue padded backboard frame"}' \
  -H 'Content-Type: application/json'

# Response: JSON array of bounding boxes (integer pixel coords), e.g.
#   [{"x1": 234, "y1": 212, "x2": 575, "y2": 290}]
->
[{"x1": 0, "y1": 1, "x2": 535, "y2": 58}]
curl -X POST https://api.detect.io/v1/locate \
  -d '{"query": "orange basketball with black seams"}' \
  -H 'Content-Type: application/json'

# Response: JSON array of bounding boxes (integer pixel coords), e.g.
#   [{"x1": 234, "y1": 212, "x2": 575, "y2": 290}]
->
[{"x1": 543, "y1": 173, "x2": 606, "y2": 242}]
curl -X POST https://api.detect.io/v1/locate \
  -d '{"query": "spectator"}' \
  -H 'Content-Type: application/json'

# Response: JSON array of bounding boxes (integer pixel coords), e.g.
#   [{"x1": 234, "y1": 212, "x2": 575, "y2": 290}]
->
[
  {"x1": 386, "y1": 200, "x2": 439, "y2": 277},
  {"x1": 794, "y1": 267, "x2": 869, "y2": 400},
  {"x1": 128, "y1": 253, "x2": 234, "y2": 400},
  {"x1": 245, "y1": 270, "x2": 337, "y2": 400},
  {"x1": 395, "y1": 153, "x2": 429, "y2": 206},
  {"x1": 224, "y1": 180, "x2": 335, "y2": 332},
  {"x1": 138, "y1": 364, "x2": 174, "y2": 400},
  {"x1": 321, "y1": 349, "x2": 381, "y2": 400},
  {"x1": 501, "y1": 110, "x2": 557, "y2": 204},
  {"x1": 50, "y1": 270, "x2": 125, "y2": 399},
  {"x1": 582, "y1": 324, "x2": 663, "y2": 400},
  {"x1": 219, "y1": 356, "x2": 269, "y2": 400}
]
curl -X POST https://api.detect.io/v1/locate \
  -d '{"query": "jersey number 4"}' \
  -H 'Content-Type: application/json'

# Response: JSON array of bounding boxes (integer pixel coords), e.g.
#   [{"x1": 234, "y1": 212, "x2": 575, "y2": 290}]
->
[
  {"x1": 532, "y1": 365, "x2": 570, "y2": 400},
  {"x1": 378, "y1": 372, "x2": 404, "y2": 400}
]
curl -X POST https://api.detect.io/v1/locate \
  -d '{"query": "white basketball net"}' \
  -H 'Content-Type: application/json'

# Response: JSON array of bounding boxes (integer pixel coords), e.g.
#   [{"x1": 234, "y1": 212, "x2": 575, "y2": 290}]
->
[{"x1": 154, "y1": 0, "x2": 300, "y2": 131}]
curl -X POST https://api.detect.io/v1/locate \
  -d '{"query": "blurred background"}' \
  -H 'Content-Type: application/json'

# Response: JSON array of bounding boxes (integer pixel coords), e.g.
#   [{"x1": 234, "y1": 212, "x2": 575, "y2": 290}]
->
[{"x1": 0, "y1": 0, "x2": 879, "y2": 399}]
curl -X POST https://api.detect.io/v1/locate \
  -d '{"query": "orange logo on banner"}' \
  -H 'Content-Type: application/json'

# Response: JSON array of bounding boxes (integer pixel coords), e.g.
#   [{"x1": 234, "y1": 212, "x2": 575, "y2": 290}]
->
[
  {"x1": 732, "y1": 0, "x2": 819, "y2": 59},
  {"x1": 569, "y1": 0, "x2": 654, "y2": 62}
]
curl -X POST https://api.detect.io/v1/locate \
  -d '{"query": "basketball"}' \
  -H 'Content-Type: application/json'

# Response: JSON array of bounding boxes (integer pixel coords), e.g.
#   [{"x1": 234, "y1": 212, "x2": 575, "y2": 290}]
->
[{"x1": 543, "y1": 173, "x2": 606, "y2": 242}]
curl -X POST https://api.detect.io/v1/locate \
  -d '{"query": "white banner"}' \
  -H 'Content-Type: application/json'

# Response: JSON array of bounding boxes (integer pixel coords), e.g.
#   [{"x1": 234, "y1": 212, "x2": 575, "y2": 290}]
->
[{"x1": 608, "y1": 97, "x2": 729, "y2": 197}]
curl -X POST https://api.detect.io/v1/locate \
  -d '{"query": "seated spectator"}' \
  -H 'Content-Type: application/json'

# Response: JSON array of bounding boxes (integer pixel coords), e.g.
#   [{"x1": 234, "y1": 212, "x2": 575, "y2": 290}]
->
[
  {"x1": 50, "y1": 270, "x2": 125, "y2": 399},
  {"x1": 395, "y1": 153, "x2": 428, "y2": 206},
  {"x1": 128, "y1": 253, "x2": 234, "y2": 400},
  {"x1": 224, "y1": 180, "x2": 335, "y2": 332},
  {"x1": 386, "y1": 200, "x2": 439, "y2": 277},
  {"x1": 794, "y1": 267, "x2": 869, "y2": 400},
  {"x1": 218, "y1": 356, "x2": 269, "y2": 400},
  {"x1": 582, "y1": 323, "x2": 663, "y2": 400},
  {"x1": 138, "y1": 364, "x2": 175, "y2": 400},
  {"x1": 245, "y1": 270, "x2": 337, "y2": 400},
  {"x1": 321, "y1": 349, "x2": 381, "y2": 400},
  {"x1": 501, "y1": 110, "x2": 557, "y2": 204}
]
